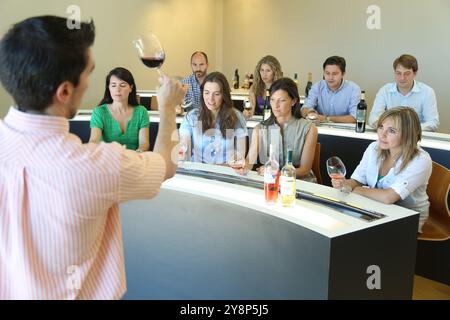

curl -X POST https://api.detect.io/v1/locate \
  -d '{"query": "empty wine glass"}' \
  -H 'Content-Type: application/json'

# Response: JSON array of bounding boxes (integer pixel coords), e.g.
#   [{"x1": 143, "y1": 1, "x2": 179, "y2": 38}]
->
[
  {"x1": 326, "y1": 156, "x2": 348, "y2": 193},
  {"x1": 242, "y1": 99, "x2": 253, "y2": 119},
  {"x1": 227, "y1": 150, "x2": 245, "y2": 169},
  {"x1": 243, "y1": 99, "x2": 251, "y2": 110},
  {"x1": 178, "y1": 141, "x2": 188, "y2": 165},
  {"x1": 181, "y1": 96, "x2": 193, "y2": 111},
  {"x1": 306, "y1": 109, "x2": 319, "y2": 123},
  {"x1": 132, "y1": 32, "x2": 165, "y2": 75}
]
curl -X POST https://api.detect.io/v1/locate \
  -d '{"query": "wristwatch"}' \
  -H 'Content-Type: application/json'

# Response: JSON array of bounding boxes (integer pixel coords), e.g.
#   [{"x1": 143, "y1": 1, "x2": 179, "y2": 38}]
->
[{"x1": 326, "y1": 116, "x2": 331, "y2": 123}]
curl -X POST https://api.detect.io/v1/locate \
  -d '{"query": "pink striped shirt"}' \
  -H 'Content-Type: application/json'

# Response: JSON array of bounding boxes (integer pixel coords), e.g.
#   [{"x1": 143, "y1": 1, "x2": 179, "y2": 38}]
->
[{"x1": 0, "y1": 107, "x2": 166, "y2": 299}]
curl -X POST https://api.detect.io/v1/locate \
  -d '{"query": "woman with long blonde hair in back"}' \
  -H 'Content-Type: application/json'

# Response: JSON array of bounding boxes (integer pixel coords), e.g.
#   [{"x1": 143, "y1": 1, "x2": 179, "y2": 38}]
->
[{"x1": 244, "y1": 55, "x2": 283, "y2": 119}]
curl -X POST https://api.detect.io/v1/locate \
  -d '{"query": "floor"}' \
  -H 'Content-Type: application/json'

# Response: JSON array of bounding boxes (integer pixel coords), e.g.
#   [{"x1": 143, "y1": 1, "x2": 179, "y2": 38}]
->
[{"x1": 413, "y1": 275, "x2": 450, "y2": 300}]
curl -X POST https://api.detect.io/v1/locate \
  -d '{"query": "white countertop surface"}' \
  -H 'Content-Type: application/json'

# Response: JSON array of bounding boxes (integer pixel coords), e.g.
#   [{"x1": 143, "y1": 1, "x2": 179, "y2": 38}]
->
[{"x1": 164, "y1": 162, "x2": 418, "y2": 239}]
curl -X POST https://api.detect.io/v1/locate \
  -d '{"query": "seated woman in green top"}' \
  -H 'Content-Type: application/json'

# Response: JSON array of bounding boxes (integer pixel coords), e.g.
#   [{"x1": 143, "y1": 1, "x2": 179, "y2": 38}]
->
[{"x1": 89, "y1": 67, "x2": 150, "y2": 152}]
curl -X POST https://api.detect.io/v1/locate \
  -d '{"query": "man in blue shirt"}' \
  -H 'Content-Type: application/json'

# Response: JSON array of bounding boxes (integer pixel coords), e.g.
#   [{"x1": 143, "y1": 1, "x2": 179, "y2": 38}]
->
[
  {"x1": 181, "y1": 51, "x2": 209, "y2": 110},
  {"x1": 301, "y1": 56, "x2": 361, "y2": 123},
  {"x1": 369, "y1": 54, "x2": 439, "y2": 132}
]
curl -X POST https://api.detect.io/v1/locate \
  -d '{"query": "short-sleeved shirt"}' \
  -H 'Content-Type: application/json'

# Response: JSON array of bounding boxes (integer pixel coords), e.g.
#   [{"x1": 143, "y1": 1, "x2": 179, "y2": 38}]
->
[
  {"x1": 179, "y1": 108, "x2": 248, "y2": 164},
  {"x1": 181, "y1": 74, "x2": 202, "y2": 110},
  {"x1": 0, "y1": 106, "x2": 166, "y2": 299},
  {"x1": 368, "y1": 81, "x2": 439, "y2": 132},
  {"x1": 302, "y1": 79, "x2": 361, "y2": 118},
  {"x1": 351, "y1": 141, "x2": 432, "y2": 231},
  {"x1": 90, "y1": 104, "x2": 149, "y2": 150}
]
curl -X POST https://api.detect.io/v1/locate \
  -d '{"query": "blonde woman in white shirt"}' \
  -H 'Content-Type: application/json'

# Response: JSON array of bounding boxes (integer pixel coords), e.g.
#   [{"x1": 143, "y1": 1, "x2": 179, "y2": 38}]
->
[{"x1": 331, "y1": 107, "x2": 432, "y2": 232}]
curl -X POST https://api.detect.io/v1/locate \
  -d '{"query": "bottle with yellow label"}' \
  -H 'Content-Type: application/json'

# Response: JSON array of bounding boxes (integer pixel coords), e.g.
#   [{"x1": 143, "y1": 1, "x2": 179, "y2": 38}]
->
[{"x1": 280, "y1": 149, "x2": 296, "y2": 207}]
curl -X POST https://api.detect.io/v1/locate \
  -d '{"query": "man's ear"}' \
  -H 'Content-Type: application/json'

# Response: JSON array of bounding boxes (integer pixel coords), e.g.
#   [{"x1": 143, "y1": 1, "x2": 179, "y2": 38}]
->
[{"x1": 54, "y1": 81, "x2": 75, "y2": 105}]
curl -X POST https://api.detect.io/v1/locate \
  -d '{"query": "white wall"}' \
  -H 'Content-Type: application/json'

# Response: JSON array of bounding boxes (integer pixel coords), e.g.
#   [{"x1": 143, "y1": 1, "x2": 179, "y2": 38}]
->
[
  {"x1": 221, "y1": 0, "x2": 450, "y2": 133},
  {"x1": 0, "y1": 0, "x2": 218, "y2": 115},
  {"x1": 1, "y1": 0, "x2": 449, "y2": 133}
]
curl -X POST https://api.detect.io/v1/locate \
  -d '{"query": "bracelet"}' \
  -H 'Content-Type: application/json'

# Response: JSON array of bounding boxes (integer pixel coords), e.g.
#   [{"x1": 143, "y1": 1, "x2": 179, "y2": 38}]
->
[{"x1": 136, "y1": 149, "x2": 143, "y2": 153}]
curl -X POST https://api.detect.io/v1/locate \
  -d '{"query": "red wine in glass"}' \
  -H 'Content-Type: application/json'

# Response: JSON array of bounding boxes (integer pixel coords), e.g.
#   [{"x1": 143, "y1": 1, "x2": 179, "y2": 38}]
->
[
  {"x1": 141, "y1": 56, "x2": 165, "y2": 69},
  {"x1": 133, "y1": 32, "x2": 165, "y2": 75}
]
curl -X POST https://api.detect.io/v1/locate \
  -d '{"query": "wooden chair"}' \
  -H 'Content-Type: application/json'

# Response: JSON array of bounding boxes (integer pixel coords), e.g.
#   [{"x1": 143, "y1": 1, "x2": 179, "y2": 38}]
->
[
  {"x1": 312, "y1": 142, "x2": 323, "y2": 185},
  {"x1": 418, "y1": 162, "x2": 450, "y2": 241}
]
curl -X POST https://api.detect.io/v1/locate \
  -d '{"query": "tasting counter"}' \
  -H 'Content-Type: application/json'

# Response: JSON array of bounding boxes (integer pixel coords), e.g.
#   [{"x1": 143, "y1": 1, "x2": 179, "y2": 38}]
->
[
  {"x1": 136, "y1": 88, "x2": 304, "y2": 111},
  {"x1": 70, "y1": 110, "x2": 450, "y2": 188},
  {"x1": 120, "y1": 163, "x2": 419, "y2": 299}
]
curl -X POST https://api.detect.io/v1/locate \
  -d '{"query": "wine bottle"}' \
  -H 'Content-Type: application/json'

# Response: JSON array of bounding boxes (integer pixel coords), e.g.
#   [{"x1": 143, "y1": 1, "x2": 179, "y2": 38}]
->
[
  {"x1": 280, "y1": 149, "x2": 296, "y2": 207},
  {"x1": 249, "y1": 74, "x2": 254, "y2": 89},
  {"x1": 355, "y1": 91, "x2": 367, "y2": 133},
  {"x1": 305, "y1": 72, "x2": 313, "y2": 97},
  {"x1": 264, "y1": 144, "x2": 280, "y2": 205},
  {"x1": 263, "y1": 89, "x2": 271, "y2": 121},
  {"x1": 233, "y1": 69, "x2": 239, "y2": 90}
]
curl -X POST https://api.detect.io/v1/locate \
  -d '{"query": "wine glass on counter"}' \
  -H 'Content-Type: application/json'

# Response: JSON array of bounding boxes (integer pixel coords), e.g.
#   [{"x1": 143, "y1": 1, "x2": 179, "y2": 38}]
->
[
  {"x1": 228, "y1": 150, "x2": 246, "y2": 171},
  {"x1": 242, "y1": 99, "x2": 253, "y2": 119},
  {"x1": 306, "y1": 109, "x2": 319, "y2": 122},
  {"x1": 181, "y1": 96, "x2": 193, "y2": 113},
  {"x1": 178, "y1": 140, "x2": 189, "y2": 165},
  {"x1": 326, "y1": 156, "x2": 349, "y2": 193},
  {"x1": 132, "y1": 32, "x2": 165, "y2": 75},
  {"x1": 243, "y1": 99, "x2": 251, "y2": 111}
]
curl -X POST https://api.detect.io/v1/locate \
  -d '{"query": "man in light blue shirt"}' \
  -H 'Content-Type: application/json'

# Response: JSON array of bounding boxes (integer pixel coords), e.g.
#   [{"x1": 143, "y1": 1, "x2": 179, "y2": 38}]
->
[
  {"x1": 181, "y1": 51, "x2": 209, "y2": 110},
  {"x1": 301, "y1": 56, "x2": 361, "y2": 123},
  {"x1": 369, "y1": 54, "x2": 439, "y2": 132}
]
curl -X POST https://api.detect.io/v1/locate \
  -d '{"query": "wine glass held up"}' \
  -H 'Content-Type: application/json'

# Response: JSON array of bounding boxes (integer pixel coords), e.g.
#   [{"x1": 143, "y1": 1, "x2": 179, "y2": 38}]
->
[
  {"x1": 133, "y1": 32, "x2": 165, "y2": 76},
  {"x1": 326, "y1": 156, "x2": 349, "y2": 193}
]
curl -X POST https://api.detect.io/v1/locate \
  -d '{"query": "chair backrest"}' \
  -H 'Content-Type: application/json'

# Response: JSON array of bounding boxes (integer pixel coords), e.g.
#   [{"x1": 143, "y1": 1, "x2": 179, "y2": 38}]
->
[
  {"x1": 418, "y1": 161, "x2": 450, "y2": 241},
  {"x1": 312, "y1": 142, "x2": 323, "y2": 185},
  {"x1": 427, "y1": 161, "x2": 450, "y2": 220}
]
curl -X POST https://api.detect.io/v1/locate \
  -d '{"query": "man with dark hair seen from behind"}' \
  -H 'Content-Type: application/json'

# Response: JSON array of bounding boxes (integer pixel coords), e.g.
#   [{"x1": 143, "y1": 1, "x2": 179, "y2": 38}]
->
[{"x1": 0, "y1": 16, "x2": 186, "y2": 299}]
